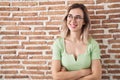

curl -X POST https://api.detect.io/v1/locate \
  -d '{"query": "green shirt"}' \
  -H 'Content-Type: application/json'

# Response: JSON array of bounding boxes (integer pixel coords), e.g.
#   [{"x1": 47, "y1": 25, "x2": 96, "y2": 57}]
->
[{"x1": 52, "y1": 37, "x2": 101, "y2": 71}]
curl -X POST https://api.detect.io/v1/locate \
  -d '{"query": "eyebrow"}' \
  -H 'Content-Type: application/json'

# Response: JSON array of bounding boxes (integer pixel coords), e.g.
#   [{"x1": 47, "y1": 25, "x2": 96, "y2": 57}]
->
[{"x1": 68, "y1": 14, "x2": 82, "y2": 17}]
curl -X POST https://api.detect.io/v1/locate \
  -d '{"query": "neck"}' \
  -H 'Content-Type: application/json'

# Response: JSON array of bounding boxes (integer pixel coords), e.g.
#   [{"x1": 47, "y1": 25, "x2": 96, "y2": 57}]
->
[{"x1": 68, "y1": 31, "x2": 81, "y2": 42}]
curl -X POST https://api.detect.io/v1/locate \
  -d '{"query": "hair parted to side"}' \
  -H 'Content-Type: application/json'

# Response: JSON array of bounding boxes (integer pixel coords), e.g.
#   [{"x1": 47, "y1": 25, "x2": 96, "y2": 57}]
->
[{"x1": 61, "y1": 3, "x2": 91, "y2": 44}]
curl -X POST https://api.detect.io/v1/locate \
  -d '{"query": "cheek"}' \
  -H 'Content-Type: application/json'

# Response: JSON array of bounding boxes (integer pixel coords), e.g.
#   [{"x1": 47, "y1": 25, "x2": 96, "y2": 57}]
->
[
  {"x1": 80, "y1": 21, "x2": 84, "y2": 26},
  {"x1": 77, "y1": 22, "x2": 84, "y2": 29}
]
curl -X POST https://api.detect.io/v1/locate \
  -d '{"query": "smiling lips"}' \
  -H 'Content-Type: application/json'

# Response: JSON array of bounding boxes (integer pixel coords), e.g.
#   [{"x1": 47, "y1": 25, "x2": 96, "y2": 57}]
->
[{"x1": 70, "y1": 24, "x2": 77, "y2": 28}]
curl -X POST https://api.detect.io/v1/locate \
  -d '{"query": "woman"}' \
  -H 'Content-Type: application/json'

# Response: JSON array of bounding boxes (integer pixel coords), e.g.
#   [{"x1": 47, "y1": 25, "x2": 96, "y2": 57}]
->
[{"x1": 52, "y1": 3, "x2": 102, "y2": 80}]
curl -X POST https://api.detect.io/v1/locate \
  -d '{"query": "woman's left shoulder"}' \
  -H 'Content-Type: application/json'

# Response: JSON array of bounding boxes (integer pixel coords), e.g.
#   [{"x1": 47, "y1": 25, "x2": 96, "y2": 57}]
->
[{"x1": 88, "y1": 37, "x2": 99, "y2": 46}]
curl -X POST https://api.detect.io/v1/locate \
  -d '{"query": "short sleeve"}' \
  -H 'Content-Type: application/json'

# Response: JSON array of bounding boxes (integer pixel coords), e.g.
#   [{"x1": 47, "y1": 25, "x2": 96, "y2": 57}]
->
[
  {"x1": 90, "y1": 39, "x2": 101, "y2": 60},
  {"x1": 52, "y1": 38, "x2": 62, "y2": 60}
]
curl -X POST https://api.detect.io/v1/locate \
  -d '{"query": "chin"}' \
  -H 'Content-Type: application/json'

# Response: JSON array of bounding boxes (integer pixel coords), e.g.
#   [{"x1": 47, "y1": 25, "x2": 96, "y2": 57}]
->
[{"x1": 69, "y1": 29, "x2": 79, "y2": 32}]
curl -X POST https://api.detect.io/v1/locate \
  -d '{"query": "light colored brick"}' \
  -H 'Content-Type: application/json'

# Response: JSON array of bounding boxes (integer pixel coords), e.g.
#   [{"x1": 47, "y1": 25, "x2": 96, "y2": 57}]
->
[
  {"x1": 109, "y1": 29, "x2": 120, "y2": 33},
  {"x1": 68, "y1": 1, "x2": 94, "y2": 5},
  {"x1": 92, "y1": 24, "x2": 118, "y2": 29},
  {"x1": 40, "y1": 11, "x2": 65, "y2": 15},
  {"x1": 101, "y1": 54, "x2": 110, "y2": 58},
  {"x1": 0, "y1": 31, "x2": 19, "y2": 35},
  {"x1": 108, "y1": 65, "x2": 120, "y2": 68},
  {"x1": 104, "y1": 60, "x2": 116, "y2": 63},
  {"x1": 48, "y1": 6, "x2": 67, "y2": 10},
  {"x1": 89, "y1": 30, "x2": 104, "y2": 34},
  {"x1": 113, "y1": 34, "x2": 120, "y2": 39},
  {"x1": 0, "y1": 2, "x2": 10, "y2": 6},
  {"x1": 92, "y1": 34, "x2": 112, "y2": 39},
  {"x1": 46, "y1": 21, "x2": 62, "y2": 25},
  {"x1": 18, "y1": 22, "x2": 43, "y2": 25},
  {"x1": 13, "y1": 12, "x2": 38, "y2": 17},
  {"x1": 1, "y1": 65, "x2": 24, "y2": 69},
  {"x1": 23, "y1": 17, "x2": 48, "y2": 21},
  {"x1": 0, "y1": 17, "x2": 20, "y2": 21},
  {"x1": 0, "y1": 7, "x2": 18, "y2": 11},
  {"x1": 108, "y1": 49, "x2": 120, "y2": 53},
  {"x1": 22, "y1": 41, "x2": 46, "y2": 46},
  {"x1": 103, "y1": 19, "x2": 120, "y2": 24},
  {"x1": 49, "y1": 31, "x2": 60, "y2": 35},
  {"x1": 2, "y1": 36, "x2": 26, "y2": 40},
  {"x1": 0, "y1": 22, "x2": 16, "y2": 25},
  {"x1": 113, "y1": 76, "x2": 120, "y2": 80},
  {"x1": 0, "y1": 61, "x2": 20, "y2": 64},
  {"x1": 108, "y1": 70, "x2": 120, "y2": 74},
  {"x1": 50, "y1": 16, "x2": 63, "y2": 20},
  {"x1": 108, "y1": 4, "x2": 120, "y2": 8},
  {"x1": 90, "y1": 15, "x2": 106, "y2": 19},
  {"x1": 5, "y1": 75, "x2": 29, "y2": 79},
  {"x1": 108, "y1": 0, "x2": 120, "y2": 3},
  {"x1": 108, "y1": 39, "x2": 120, "y2": 44},
  {"x1": 0, "y1": 0, "x2": 120, "y2": 80},
  {"x1": 20, "y1": 70, "x2": 44, "y2": 74},
  {"x1": 27, "y1": 66, "x2": 50, "y2": 70},
  {"x1": 3, "y1": 55, "x2": 28, "y2": 59},
  {"x1": 0, "y1": 70, "x2": 18, "y2": 74},
  {"x1": 26, "y1": 46, "x2": 50, "y2": 50},
  {"x1": 96, "y1": 0, "x2": 107, "y2": 3},
  {"x1": 87, "y1": 5, "x2": 104, "y2": 9},
  {"x1": 21, "y1": 7, "x2": 46, "y2": 11},
  {"x1": 35, "y1": 27, "x2": 59, "y2": 30},
  {"x1": 109, "y1": 14, "x2": 120, "y2": 19},
  {"x1": 12, "y1": 2, "x2": 38, "y2": 6},
  {"x1": 6, "y1": 26, "x2": 31, "y2": 30},
  {"x1": 96, "y1": 9, "x2": 120, "y2": 14},
  {"x1": 0, "y1": 45, "x2": 23, "y2": 49},
  {"x1": 91, "y1": 20, "x2": 100, "y2": 24},
  {"x1": 115, "y1": 55, "x2": 120, "y2": 58},
  {"x1": 102, "y1": 76, "x2": 110, "y2": 79},
  {"x1": 39, "y1": 1, "x2": 65, "y2": 5},
  {"x1": 21, "y1": 31, "x2": 46, "y2": 35},
  {"x1": 29, "y1": 56, "x2": 52, "y2": 60},
  {"x1": 19, "y1": 51, "x2": 42, "y2": 55},
  {"x1": 0, "y1": 51, "x2": 16, "y2": 54},
  {"x1": 22, "y1": 61, "x2": 46, "y2": 64},
  {"x1": 0, "y1": 12, "x2": 10, "y2": 16},
  {"x1": 29, "y1": 36, "x2": 54, "y2": 40}
]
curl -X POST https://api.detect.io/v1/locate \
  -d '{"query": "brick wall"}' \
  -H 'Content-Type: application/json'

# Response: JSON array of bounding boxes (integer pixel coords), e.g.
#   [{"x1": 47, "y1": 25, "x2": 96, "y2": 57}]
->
[{"x1": 0, "y1": 0, "x2": 120, "y2": 80}]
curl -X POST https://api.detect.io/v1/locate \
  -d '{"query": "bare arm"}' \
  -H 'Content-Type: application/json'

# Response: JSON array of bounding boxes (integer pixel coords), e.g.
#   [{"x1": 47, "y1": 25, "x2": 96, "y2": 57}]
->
[
  {"x1": 78, "y1": 59, "x2": 102, "y2": 80},
  {"x1": 52, "y1": 60, "x2": 91, "y2": 80}
]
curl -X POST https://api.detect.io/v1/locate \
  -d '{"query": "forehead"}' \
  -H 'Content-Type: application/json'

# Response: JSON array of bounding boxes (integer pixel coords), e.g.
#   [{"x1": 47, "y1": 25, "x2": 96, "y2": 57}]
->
[{"x1": 69, "y1": 8, "x2": 84, "y2": 16}]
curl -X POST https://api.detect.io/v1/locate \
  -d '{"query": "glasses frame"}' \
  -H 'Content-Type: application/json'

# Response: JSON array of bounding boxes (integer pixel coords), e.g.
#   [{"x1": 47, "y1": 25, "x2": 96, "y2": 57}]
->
[{"x1": 67, "y1": 14, "x2": 84, "y2": 21}]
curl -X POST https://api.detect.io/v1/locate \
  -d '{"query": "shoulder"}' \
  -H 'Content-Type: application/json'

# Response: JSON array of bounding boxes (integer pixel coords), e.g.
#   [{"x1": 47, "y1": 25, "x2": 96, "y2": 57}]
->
[
  {"x1": 88, "y1": 37, "x2": 99, "y2": 45},
  {"x1": 53, "y1": 37, "x2": 64, "y2": 48},
  {"x1": 54, "y1": 37, "x2": 63, "y2": 44},
  {"x1": 88, "y1": 38, "x2": 100, "y2": 49}
]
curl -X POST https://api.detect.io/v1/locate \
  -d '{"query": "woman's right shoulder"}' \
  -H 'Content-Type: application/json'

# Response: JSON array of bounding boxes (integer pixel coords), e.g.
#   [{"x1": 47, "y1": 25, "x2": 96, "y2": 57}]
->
[
  {"x1": 54, "y1": 37, "x2": 64, "y2": 43},
  {"x1": 53, "y1": 37, "x2": 64, "y2": 49}
]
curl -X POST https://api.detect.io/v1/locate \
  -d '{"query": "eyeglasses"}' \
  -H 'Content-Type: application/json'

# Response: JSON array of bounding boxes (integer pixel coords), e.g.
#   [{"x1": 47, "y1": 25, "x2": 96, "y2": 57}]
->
[{"x1": 67, "y1": 14, "x2": 84, "y2": 21}]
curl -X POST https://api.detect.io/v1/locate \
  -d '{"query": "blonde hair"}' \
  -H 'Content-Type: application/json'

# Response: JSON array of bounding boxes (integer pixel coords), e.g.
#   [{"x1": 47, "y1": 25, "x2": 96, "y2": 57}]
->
[{"x1": 61, "y1": 3, "x2": 91, "y2": 44}]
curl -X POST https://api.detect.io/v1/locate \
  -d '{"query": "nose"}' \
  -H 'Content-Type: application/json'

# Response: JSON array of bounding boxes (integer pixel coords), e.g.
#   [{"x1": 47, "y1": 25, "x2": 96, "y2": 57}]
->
[{"x1": 71, "y1": 17, "x2": 76, "y2": 23}]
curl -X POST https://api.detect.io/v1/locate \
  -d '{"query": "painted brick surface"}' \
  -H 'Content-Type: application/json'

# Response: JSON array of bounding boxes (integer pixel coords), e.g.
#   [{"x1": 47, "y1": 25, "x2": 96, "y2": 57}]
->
[{"x1": 0, "y1": 0, "x2": 120, "y2": 80}]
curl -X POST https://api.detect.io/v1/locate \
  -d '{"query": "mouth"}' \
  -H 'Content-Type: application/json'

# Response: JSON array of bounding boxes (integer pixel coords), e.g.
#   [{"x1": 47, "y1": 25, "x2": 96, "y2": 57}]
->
[{"x1": 70, "y1": 24, "x2": 77, "y2": 28}]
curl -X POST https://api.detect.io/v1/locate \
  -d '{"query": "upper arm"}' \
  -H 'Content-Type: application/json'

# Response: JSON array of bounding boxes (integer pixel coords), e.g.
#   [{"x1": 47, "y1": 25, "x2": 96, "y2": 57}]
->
[
  {"x1": 91, "y1": 59, "x2": 102, "y2": 79},
  {"x1": 91, "y1": 39, "x2": 101, "y2": 60},
  {"x1": 51, "y1": 60, "x2": 61, "y2": 77},
  {"x1": 52, "y1": 38, "x2": 63, "y2": 79},
  {"x1": 91, "y1": 39, "x2": 102, "y2": 78}
]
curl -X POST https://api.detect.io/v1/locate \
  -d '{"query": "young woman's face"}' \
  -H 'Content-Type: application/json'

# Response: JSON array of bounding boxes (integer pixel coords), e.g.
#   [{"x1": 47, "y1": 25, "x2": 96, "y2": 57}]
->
[{"x1": 67, "y1": 8, "x2": 84, "y2": 32}]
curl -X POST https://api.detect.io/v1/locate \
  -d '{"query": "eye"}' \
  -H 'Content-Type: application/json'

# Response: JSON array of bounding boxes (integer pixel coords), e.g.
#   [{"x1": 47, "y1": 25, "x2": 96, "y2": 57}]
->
[
  {"x1": 75, "y1": 15, "x2": 83, "y2": 19},
  {"x1": 67, "y1": 14, "x2": 73, "y2": 18}
]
